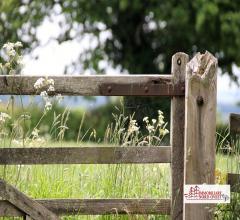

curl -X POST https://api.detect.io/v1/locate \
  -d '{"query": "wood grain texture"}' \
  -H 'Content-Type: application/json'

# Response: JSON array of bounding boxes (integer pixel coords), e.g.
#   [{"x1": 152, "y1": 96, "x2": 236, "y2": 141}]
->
[
  {"x1": 0, "y1": 199, "x2": 171, "y2": 216},
  {"x1": 0, "y1": 200, "x2": 24, "y2": 217},
  {"x1": 0, "y1": 146, "x2": 171, "y2": 164},
  {"x1": 229, "y1": 113, "x2": 240, "y2": 135},
  {"x1": 227, "y1": 173, "x2": 240, "y2": 192},
  {"x1": 170, "y1": 52, "x2": 189, "y2": 220},
  {"x1": 183, "y1": 51, "x2": 218, "y2": 220},
  {"x1": 0, "y1": 75, "x2": 185, "y2": 96},
  {"x1": 0, "y1": 179, "x2": 59, "y2": 220}
]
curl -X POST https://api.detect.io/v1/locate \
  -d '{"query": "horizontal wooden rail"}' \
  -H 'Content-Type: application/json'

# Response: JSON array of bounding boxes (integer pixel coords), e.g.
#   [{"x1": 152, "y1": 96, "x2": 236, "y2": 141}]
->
[
  {"x1": 0, "y1": 198, "x2": 171, "y2": 216},
  {"x1": 0, "y1": 75, "x2": 184, "y2": 96},
  {"x1": 227, "y1": 173, "x2": 240, "y2": 192},
  {"x1": 229, "y1": 113, "x2": 240, "y2": 135},
  {"x1": 0, "y1": 146, "x2": 171, "y2": 164}
]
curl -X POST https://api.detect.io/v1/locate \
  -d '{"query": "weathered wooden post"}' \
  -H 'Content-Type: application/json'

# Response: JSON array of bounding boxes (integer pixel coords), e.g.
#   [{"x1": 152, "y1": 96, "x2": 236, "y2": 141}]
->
[
  {"x1": 171, "y1": 52, "x2": 189, "y2": 220},
  {"x1": 183, "y1": 51, "x2": 218, "y2": 220}
]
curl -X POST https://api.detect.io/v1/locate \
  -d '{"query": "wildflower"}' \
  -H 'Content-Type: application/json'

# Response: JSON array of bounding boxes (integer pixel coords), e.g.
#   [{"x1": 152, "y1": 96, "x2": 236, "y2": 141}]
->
[
  {"x1": 20, "y1": 114, "x2": 31, "y2": 120},
  {"x1": 16, "y1": 56, "x2": 23, "y2": 65},
  {"x1": 14, "y1": 41, "x2": 23, "y2": 48},
  {"x1": 3, "y1": 42, "x2": 14, "y2": 51},
  {"x1": 4, "y1": 62, "x2": 11, "y2": 69},
  {"x1": 0, "y1": 112, "x2": 11, "y2": 124},
  {"x1": 152, "y1": 119, "x2": 157, "y2": 124},
  {"x1": 34, "y1": 77, "x2": 55, "y2": 91},
  {"x1": 56, "y1": 94, "x2": 64, "y2": 103},
  {"x1": 159, "y1": 128, "x2": 169, "y2": 136},
  {"x1": 40, "y1": 91, "x2": 48, "y2": 98},
  {"x1": 128, "y1": 119, "x2": 139, "y2": 133},
  {"x1": 8, "y1": 49, "x2": 16, "y2": 57},
  {"x1": 47, "y1": 78, "x2": 54, "y2": 86},
  {"x1": 143, "y1": 116, "x2": 149, "y2": 123},
  {"x1": 48, "y1": 85, "x2": 55, "y2": 92},
  {"x1": 44, "y1": 101, "x2": 52, "y2": 112},
  {"x1": 146, "y1": 124, "x2": 155, "y2": 133},
  {"x1": 40, "y1": 91, "x2": 50, "y2": 102},
  {"x1": 34, "y1": 77, "x2": 45, "y2": 90},
  {"x1": 31, "y1": 128, "x2": 39, "y2": 138},
  {"x1": 158, "y1": 110, "x2": 165, "y2": 126}
]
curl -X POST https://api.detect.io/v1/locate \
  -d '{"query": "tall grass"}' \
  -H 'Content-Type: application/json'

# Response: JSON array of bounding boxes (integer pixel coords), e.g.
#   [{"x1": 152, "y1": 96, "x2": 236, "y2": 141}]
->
[
  {"x1": 0, "y1": 94, "x2": 171, "y2": 220},
  {"x1": 0, "y1": 42, "x2": 238, "y2": 219},
  {"x1": 1, "y1": 94, "x2": 240, "y2": 219},
  {"x1": 215, "y1": 132, "x2": 240, "y2": 220}
]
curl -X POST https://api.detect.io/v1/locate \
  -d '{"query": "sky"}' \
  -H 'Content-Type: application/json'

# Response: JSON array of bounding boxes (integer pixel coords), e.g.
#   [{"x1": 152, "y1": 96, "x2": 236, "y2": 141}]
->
[{"x1": 21, "y1": 14, "x2": 240, "y2": 120}]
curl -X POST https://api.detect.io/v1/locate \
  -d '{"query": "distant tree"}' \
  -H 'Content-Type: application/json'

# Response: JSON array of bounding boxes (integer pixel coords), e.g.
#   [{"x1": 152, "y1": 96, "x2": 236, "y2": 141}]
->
[
  {"x1": 1, "y1": 0, "x2": 240, "y2": 119},
  {"x1": 1, "y1": 1, "x2": 240, "y2": 78}
]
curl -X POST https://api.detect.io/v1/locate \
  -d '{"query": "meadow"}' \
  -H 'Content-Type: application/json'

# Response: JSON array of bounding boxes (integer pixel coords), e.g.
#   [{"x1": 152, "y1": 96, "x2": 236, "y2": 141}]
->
[
  {"x1": 0, "y1": 44, "x2": 238, "y2": 219},
  {"x1": 0, "y1": 141, "x2": 237, "y2": 220}
]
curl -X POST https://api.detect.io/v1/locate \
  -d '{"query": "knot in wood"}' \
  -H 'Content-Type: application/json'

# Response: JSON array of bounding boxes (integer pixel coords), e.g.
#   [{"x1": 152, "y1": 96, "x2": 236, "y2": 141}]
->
[
  {"x1": 177, "y1": 58, "x2": 181, "y2": 65},
  {"x1": 107, "y1": 86, "x2": 112, "y2": 93},
  {"x1": 144, "y1": 86, "x2": 149, "y2": 93},
  {"x1": 196, "y1": 96, "x2": 204, "y2": 106}
]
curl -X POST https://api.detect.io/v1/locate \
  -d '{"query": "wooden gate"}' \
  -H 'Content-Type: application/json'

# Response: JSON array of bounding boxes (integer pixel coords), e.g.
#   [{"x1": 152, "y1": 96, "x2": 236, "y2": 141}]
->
[{"x1": 0, "y1": 51, "x2": 217, "y2": 220}]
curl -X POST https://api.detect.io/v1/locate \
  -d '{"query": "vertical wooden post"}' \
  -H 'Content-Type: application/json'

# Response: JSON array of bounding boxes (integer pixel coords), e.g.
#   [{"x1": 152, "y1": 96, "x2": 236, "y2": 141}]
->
[
  {"x1": 183, "y1": 51, "x2": 217, "y2": 220},
  {"x1": 171, "y1": 52, "x2": 189, "y2": 220}
]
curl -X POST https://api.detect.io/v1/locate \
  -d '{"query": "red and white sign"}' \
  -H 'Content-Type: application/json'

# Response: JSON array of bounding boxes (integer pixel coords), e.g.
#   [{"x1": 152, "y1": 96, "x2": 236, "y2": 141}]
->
[{"x1": 184, "y1": 184, "x2": 230, "y2": 203}]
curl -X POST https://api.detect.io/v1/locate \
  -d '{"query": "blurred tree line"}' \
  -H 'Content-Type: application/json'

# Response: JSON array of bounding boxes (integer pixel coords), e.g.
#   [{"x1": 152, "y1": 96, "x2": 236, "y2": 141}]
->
[
  {"x1": 1, "y1": 1, "x2": 240, "y2": 78},
  {"x1": 0, "y1": 0, "x2": 240, "y2": 139}
]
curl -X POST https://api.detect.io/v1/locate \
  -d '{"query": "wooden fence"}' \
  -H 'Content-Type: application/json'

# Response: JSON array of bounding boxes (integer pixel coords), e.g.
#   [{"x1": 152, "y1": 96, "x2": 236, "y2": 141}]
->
[
  {"x1": 0, "y1": 51, "x2": 218, "y2": 220},
  {"x1": 227, "y1": 113, "x2": 240, "y2": 193}
]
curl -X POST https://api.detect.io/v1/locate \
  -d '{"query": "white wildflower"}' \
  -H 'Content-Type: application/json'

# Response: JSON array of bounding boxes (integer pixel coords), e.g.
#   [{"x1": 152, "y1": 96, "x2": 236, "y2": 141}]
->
[
  {"x1": 44, "y1": 101, "x2": 52, "y2": 112},
  {"x1": 146, "y1": 124, "x2": 155, "y2": 133},
  {"x1": 158, "y1": 110, "x2": 165, "y2": 126},
  {"x1": 4, "y1": 62, "x2": 11, "y2": 69},
  {"x1": 128, "y1": 119, "x2": 139, "y2": 133},
  {"x1": 3, "y1": 42, "x2": 16, "y2": 57},
  {"x1": 34, "y1": 77, "x2": 45, "y2": 90},
  {"x1": 47, "y1": 78, "x2": 54, "y2": 86},
  {"x1": 8, "y1": 49, "x2": 16, "y2": 57},
  {"x1": 0, "y1": 112, "x2": 11, "y2": 124},
  {"x1": 48, "y1": 85, "x2": 55, "y2": 92},
  {"x1": 3, "y1": 42, "x2": 14, "y2": 51},
  {"x1": 56, "y1": 94, "x2": 63, "y2": 103},
  {"x1": 16, "y1": 56, "x2": 23, "y2": 65},
  {"x1": 20, "y1": 114, "x2": 31, "y2": 120},
  {"x1": 160, "y1": 128, "x2": 169, "y2": 136},
  {"x1": 14, "y1": 41, "x2": 23, "y2": 48},
  {"x1": 152, "y1": 119, "x2": 157, "y2": 124},
  {"x1": 34, "y1": 77, "x2": 55, "y2": 91},
  {"x1": 143, "y1": 116, "x2": 149, "y2": 122},
  {"x1": 40, "y1": 91, "x2": 48, "y2": 98},
  {"x1": 31, "y1": 128, "x2": 39, "y2": 138}
]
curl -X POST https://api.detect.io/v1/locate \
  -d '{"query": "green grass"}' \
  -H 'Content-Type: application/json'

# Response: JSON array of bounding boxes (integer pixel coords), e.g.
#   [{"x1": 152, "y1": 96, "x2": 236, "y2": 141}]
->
[
  {"x1": 0, "y1": 143, "x2": 236, "y2": 220},
  {"x1": 0, "y1": 142, "x2": 171, "y2": 220}
]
